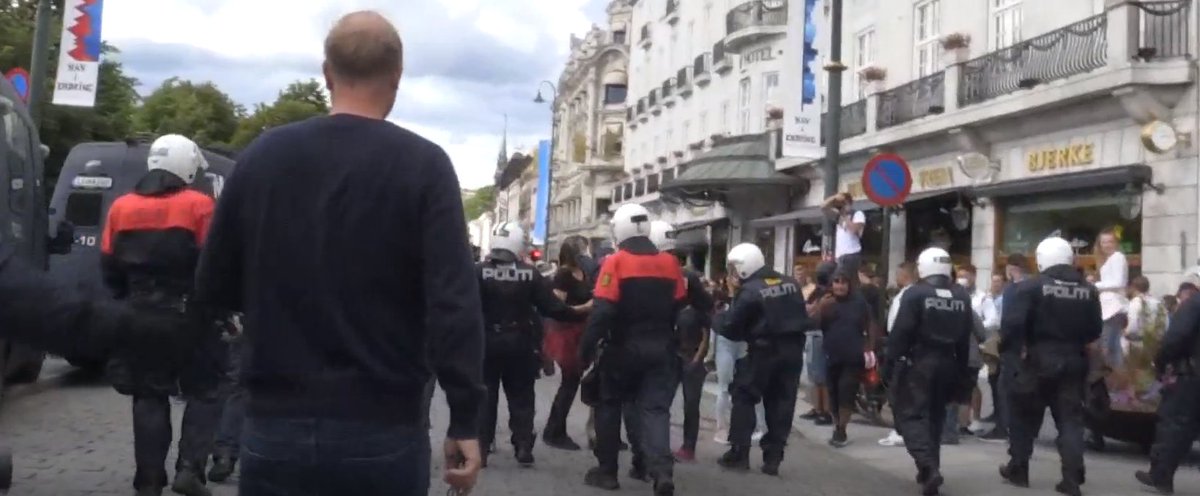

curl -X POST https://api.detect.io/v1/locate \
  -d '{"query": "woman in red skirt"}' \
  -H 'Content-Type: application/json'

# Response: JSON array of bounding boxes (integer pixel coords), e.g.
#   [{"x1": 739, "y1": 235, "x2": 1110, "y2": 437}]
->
[{"x1": 542, "y1": 236, "x2": 594, "y2": 450}]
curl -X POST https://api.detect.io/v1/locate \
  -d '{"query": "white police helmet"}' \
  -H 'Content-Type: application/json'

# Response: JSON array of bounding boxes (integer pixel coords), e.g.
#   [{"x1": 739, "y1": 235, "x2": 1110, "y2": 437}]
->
[
  {"x1": 612, "y1": 203, "x2": 653, "y2": 244},
  {"x1": 490, "y1": 222, "x2": 526, "y2": 257},
  {"x1": 916, "y1": 247, "x2": 953, "y2": 279},
  {"x1": 147, "y1": 134, "x2": 209, "y2": 184},
  {"x1": 1036, "y1": 236, "x2": 1074, "y2": 271},
  {"x1": 727, "y1": 243, "x2": 766, "y2": 280},
  {"x1": 649, "y1": 220, "x2": 676, "y2": 252}
]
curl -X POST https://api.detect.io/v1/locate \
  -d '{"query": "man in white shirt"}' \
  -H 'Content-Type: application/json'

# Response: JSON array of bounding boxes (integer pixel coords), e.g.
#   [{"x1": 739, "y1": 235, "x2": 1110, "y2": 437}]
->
[
  {"x1": 879, "y1": 262, "x2": 917, "y2": 447},
  {"x1": 823, "y1": 193, "x2": 866, "y2": 281},
  {"x1": 955, "y1": 265, "x2": 998, "y2": 436}
]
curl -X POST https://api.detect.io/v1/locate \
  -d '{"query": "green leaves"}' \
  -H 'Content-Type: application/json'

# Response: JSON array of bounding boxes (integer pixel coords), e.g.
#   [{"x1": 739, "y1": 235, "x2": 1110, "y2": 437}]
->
[
  {"x1": 229, "y1": 78, "x2": 329, "y2": 149},
  {"x1": 463, "y1": 186, "x2": 496, "y2": 222}
]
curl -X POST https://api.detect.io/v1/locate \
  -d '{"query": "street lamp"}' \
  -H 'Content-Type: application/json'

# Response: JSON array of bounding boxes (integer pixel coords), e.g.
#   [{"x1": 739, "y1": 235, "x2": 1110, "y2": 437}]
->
[
  {"x1": 533, "y1": 80, "x2": 559, "y2": 248},
  {"x1": 821, "y1": 0, "x2": 846, "y2": 260}
]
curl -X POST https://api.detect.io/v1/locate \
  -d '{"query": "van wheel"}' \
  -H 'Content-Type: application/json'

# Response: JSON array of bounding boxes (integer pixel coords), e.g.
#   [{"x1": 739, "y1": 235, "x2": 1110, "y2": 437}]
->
[{"x1": 6, "y1": 351, "x2": 44, "y2": 384}]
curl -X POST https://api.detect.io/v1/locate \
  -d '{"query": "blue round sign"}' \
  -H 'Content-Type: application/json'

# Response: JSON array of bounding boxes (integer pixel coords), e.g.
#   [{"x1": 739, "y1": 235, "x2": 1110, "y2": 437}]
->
[
  {"x1": 861, "y1": 153, "x2": 913, "y2": 207},
  {"x1": 5, "y1": 68, "x2": 31, "y2": 103}
]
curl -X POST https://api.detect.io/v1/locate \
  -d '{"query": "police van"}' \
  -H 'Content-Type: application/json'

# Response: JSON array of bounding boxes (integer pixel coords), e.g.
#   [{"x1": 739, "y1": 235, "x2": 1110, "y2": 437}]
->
[
  {"x1": 47, "y1": 136, "x2": 235, "y2": 370},
  {"x1": 0, "y1": 75, "x2": 57, "y2": 390}
]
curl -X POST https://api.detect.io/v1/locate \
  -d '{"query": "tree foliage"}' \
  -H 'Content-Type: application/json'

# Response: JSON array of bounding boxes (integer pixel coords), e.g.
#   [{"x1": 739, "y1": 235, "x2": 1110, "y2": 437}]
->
[
  {"x1": 463, "y1": 186, "x2": 496, "y2": 221},
  {"x1": 133, "y1": 78, "x2": 243, "y2": 148},
  {"x1": 230, "y1": 79, "x2": 329, "y2": 149}
]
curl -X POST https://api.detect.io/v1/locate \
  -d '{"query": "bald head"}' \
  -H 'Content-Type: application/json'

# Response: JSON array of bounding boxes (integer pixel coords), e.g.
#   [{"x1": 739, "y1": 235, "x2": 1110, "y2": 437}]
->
[{"x1": 324, "y1": 11, "x2": 403, "y2": 85}]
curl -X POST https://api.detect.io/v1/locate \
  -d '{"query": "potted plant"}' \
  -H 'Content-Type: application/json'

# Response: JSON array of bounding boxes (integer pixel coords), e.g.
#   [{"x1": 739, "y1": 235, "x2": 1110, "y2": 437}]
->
[
  {"x1": 766, "y1": 106, "x2": 784, "y2": 120},
  {"x1": 657, "y1": 155, "x2": 668, "y2": 164},
  {"x1": 940, "y1": 32, "x2": 971, "y2": 64},
  {"x1": 859, "y1": 64, "x2": 887, "y2": 94},
  {"x1": 673, "y1": 150, "x2": 684, "y2": 158}
]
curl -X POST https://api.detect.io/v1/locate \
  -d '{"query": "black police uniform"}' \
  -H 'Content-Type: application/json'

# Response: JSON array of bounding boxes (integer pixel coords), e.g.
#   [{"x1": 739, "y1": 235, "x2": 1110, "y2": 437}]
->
[
  {"x1": 716, "y1": 267, "x2": 810, "y2": 475},
  {"x1": 580, "y1": 235, "x2": 686, "y2": 495},
  {"x1": 1137, "y1": 295, "x2": 1200, "y2": 493},
  {"x1": 999, "y1": 265, "x2": 1102, "y2": 495},
  {"x1": 101, "y1": 170, "x2": 229, "y2": 496},
  {"x1": 886, "y1": 275, "x2": 974, "y2": 494},
  {"x1": 477, "y1": 249, "x2": 581, "y2": 466}
]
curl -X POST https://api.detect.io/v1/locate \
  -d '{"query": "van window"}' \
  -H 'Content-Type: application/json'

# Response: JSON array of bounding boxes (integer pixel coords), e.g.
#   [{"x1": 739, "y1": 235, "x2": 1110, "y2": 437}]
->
[
  {"x1": 1, "y1": 96, "x2": 32, "y2": 215},
  {"x1": 65, "y1": 192, "x2": 103, "y2": 227}
]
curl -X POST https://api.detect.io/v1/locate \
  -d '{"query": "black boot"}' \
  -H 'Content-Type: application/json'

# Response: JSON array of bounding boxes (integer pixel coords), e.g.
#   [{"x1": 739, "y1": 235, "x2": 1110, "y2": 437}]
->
[
  {"x1": 170, "y1": 462, "x2": 211, "y2": 496},
  {"x1": 718, "y1": 446, "x2": 750, "y2": 471},
  {"x1": 628, "y1": 458, "x2": 650, "y2": 482},
  {"x1": 514, "y1": 445, "x2": 534, "y2": 468},
  {"x1": 917, "y1": 466, "x2": 931, "y2": 484},
  {"x1": 1054, "y1": 479, "x2": 1082, "y2": 496},
  {"x1": 543, "y1": 431, "x2": 582, "y2": 451},
  {"x1": 584, "y1": 467, "x2": 620, "y2": 490},
  {"x1": 762, "y1": 450, "x2": 783, "y2": 476},
  {"x1": 999, "y1": 462, "x2": 1030, "y2": 488},
  {"x1": 136, "y1": 488, "x2": 163, "y2": 496},
  {"x1": 653, "y1": 478, "x2": 675, "y2": 496},
  {"x1": 1135, "y1": 470, "x2": 1174, "y2": 495},
  {"x1": 921, "y1": 469, "x2": 944, "y2": 496},
  {"x1": 206, "y1": 455, "x2": 235, "y2": 483}
]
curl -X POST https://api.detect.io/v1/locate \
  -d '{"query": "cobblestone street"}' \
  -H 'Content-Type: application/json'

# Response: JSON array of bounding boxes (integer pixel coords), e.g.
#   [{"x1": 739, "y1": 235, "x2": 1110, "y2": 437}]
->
[{"x1": 0, "y1": 359, "x2": 911, "y2": 496}]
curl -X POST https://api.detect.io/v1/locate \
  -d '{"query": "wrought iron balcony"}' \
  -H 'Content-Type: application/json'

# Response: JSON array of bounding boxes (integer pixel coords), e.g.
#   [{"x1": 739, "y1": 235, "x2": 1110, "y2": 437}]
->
[
  {"x1": 713, "y1": 41, "x2": 733, "y2": 73},
  {"x1": 666, "y1": 0, "x2": 681, "y2": 24},
  {"x1": 677, "y1": 67, "x2": 693, "y2": 97},
  {"x1": 958, "y1": 13, "x2": 1107, "y2": 108},
  {"x1": 818, "y1": 100, "x2": 868, "y2": 144},
  {"x1": 637, "y1": 97, "x2": 648, "y2": 123},
  {"x1": 724, "y1": 0, "x2": 788, "y2": 53},
  {"x1": 1132, "y1": 0, "x2": 1192, "y2": 60},
  {"x1": 662, "y1": 78, "x2": 676, "y2": 107},
  {"x1": 876, "y1": 72, "x2": 945, "y2": 130},
  {"x1": 626, "y1": 107, "x2": 634, "y2": 122},
  {"x1": 693, "y1": 53, "x2": 713, "y2": 85},
  {"x1": 649, "y1": 88, "x2": 662, "y2": 115},
  {"x1": 639, "y1": 24, "x2": 652, "y2": 48}
]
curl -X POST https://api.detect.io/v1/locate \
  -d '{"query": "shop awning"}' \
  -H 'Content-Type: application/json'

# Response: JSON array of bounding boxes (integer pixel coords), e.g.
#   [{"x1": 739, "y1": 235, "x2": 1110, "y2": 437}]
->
[
  {"x1": 660, "y1": 133, "x2": 806, "y2": 203},
  {"x1": 672, "y1": 218, "x2": 723, "y2": 249},
  {"x1": 749, "y1": 187, "x2": 970, "y2": 227},
  {"x1": 972, "y1": 165, "x2": 1152, "y2": 198}
]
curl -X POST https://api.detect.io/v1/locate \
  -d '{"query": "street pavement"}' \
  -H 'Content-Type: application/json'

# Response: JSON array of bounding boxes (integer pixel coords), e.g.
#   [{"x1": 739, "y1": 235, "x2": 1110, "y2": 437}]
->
[
  {"x1": 0, "y1": 358, "x2": 1194, "y2": 495},
  {"x1": 0, "y1": 359, "x2": 907, "y2": 496}
]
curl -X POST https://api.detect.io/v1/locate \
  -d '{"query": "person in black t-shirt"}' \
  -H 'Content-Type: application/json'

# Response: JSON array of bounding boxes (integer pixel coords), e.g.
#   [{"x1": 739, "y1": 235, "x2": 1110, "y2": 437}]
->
[
  {"x1": 816, "y1": 269, "x2": 878, "y2": 448},
  {"x1": 542, "y1": 236, "x2": 594, "y2": 450}
]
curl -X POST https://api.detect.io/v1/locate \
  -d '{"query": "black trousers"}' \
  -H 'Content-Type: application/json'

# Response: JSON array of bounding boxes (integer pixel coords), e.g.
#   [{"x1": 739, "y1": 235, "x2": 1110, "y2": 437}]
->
[
  {"x1": 544, "y1": 368, "x2": 582, "y2": 439},
  {"x1": 133, "y1": 394, "x2": 224, "y2": 489},
  {"x1": 1006, "y1": 366, "x2": 1086, "y2": 483},
  {"x1": 593, "y1": 349, "x2": 679, "y2": 482},
  {"x1": 893, "y1": 355, "x2": 957, "y2": 471},
  {"x1": 679, "y1": 358, "x2": 707, "y2": 451},
  {"x1": 729, "y1": 339, "x2": 804, "y2": 462},
  {"x1": 1149, "y1": 376, "x2": 1200, "y2": 483},
  {"x1": 827, "y1": 360, "x2": 863, "y2": 420},
  {"x1": 480, "y1": 344, "x2": 539, "y2": 452}
]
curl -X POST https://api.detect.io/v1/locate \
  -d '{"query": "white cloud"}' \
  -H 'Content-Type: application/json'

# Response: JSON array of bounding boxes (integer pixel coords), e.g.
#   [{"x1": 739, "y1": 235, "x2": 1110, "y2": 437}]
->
[{"x1": 101, "y1": 0, "x2": 603, "y2": 189}]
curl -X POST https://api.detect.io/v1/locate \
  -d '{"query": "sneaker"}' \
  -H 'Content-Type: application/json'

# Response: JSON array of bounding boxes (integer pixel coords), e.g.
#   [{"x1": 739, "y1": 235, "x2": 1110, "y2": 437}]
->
[
  {"x1": 814, "y1": 413, "x2": 834, "y2": 426},
  {"x1": 206, "y1": 457, "x2": 235, "y2": 483},
  {"x1": 170, "y1": 469, "x2": 212, "y2": 496},
  {"x1": 878, "y1": 430, "x2": 904, "y2": 447},
  {"x1": 979, "y1": 428, "x2": 1007, "y2": 443},
  {"x1": 980, "y1": 413, "x2": 997, "y2": 423},
  {"x1": 999, "y1": 463, "x2": 1030, "y2": 488},
  {"x1": 959, "y1": 427, "x2": 975, "y2": 437},
  {"x1": 584, "y1": 467, "x2": 620, "y2": 491},
  {"x1": 515, "y1": 446, "x2": 534, "y2": 468},
  {"x1": 967, "y1": 420, "x2": 990, "y2": 433},
  {"x1": 713, "y1": 429, "x2": 730, "y2": 445},
  {"x1": 799, "y1": 409, "x2": 821, "y2": 420},
  {"x1": 829, "y1": 429, "x2": 849, "y2": 448},
  {"x1": 751, "y1": 431, "x2": 765, "y2": 442},
  {"x1": 673, "y1": 448, "x2": 695, "y2": 463},
  {"x1": 1055, "y1": 479, "x2": 1082, "y2": 496},
  {"x1": 922, "y1": 470, "x2": 944, "y2": 496},
  {"x1": 544, "y1": 435, "x2": 582, "y2": 451}
]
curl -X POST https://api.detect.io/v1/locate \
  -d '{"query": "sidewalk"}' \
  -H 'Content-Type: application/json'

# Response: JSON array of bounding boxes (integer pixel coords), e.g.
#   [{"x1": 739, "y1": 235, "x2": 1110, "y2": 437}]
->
[{"x1": 700, "y1": 378, "x2": 1200, "y2": 496}]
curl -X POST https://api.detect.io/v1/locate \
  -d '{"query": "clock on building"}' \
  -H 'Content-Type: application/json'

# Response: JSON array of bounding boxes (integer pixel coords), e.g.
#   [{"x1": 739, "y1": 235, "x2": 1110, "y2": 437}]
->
[{"x1": 1140, "y1": 120, "x2": 1180, "y2": 154}]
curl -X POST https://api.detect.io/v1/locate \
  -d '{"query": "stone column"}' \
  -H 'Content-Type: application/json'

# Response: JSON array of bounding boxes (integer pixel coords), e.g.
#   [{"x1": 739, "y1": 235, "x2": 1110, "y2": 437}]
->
[
  {"x1": 971, "y1": 204, "x2": 998, "y2": 288},
  {"x1": 1104, "y1": 0, "x2": 1137, "y2": 69}
]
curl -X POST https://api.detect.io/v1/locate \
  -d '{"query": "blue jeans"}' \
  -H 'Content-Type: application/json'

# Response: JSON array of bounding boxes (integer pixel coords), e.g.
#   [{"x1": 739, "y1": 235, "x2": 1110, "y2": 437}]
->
[
  {"x1": 712, "y1": 333, "x2": 765, "y2": 430},
  {"x1": 214, "y1": 341, "x2": 245, "y2": 459},
  {"x1": 239, "y1": 417, "x2": 431, "y2": 496}
]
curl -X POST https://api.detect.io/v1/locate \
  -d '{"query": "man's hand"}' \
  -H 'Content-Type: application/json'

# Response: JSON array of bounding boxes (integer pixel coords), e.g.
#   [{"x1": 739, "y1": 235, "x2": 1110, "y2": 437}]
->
[{"x1": 444, "y1": 438, "x2": 482, "y2": 494}]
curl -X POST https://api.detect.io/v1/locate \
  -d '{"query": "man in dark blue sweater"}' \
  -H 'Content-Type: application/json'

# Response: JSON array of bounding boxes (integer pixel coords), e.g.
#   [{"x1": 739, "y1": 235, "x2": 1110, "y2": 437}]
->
[{"x1": 194, "y1": 11, "x2": 485, "y2": 496}]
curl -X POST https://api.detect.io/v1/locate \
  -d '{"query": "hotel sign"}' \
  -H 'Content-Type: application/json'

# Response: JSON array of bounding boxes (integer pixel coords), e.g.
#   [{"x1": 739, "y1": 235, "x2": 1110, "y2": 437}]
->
[{"x1": 1025, "y1": 142, "x2": 1095, "y2": 173}]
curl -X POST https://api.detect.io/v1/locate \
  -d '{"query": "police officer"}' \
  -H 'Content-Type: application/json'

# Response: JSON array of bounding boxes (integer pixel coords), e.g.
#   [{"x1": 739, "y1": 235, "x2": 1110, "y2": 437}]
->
[
  {"x1": 477, "y1": 222, "x2": 583, "y2": 468},
  {"x1": 649, "y1": 221, "x2": 714, "y2": 461},
  {"x1": 101, "y1": 134, "x2": 228, "y2": 496},
  {"x1": 1135, "y1": 293, "x2": 1200, "y2": 494},
  {"x1": 998, "y1": 237, "x2": 1101, "y2": 496},
  {"x1": 886, "y1": 248, "x2": 974, "y2": 496},
  {"x1": 716, "y1": 243, "x2": 810, "y2": 476},
  {"x1": 581, "y1": 204, "x2": 686, "y2": 495}
]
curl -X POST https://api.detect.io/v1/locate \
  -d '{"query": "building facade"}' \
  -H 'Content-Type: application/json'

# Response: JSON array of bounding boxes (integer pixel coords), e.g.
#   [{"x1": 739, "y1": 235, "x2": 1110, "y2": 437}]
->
[
  {"x1": 752, "y1": 0, "x2": 1198, "y2": 295},
  {"x1": 619, "y1": 0, "x2": 796, "y2": 276},
  {"x1": 494, "y1": 147, "x2": 540, "y2": 240},
  {"x1": 546, "y1": 1, "x2": 633, "y2": 258}
]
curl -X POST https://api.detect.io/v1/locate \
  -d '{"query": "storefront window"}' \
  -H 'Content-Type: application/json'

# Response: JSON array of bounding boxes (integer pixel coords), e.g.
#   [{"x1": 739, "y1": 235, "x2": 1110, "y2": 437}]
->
[
  {"x1": 756, "y1": 227, "x2": 775, "y2": 270},
  {"x1": 906, "y1": 196, "x2": 973, "y2": 266},
  {"x1": 710, "y1": 222, "x2": 730, "y2": 279},
  {"x1": 792, "y1": 223, "x2": 824, "y2": 269},
  {"x1": 859, "y1": 210, "x2": 886, "y2": 275},
  {"x1": 998, "y1": 189, "x2": 1142, "y2": 276}
]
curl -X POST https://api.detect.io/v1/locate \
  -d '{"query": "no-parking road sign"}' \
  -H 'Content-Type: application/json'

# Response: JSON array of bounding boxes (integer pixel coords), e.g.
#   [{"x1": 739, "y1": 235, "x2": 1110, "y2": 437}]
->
[
  {"x1": 861, "y1": 153, "x2": 912, "y2": 207},
  {"x1": 4, "y1": 68, "x2": 31, "y2": 103}
]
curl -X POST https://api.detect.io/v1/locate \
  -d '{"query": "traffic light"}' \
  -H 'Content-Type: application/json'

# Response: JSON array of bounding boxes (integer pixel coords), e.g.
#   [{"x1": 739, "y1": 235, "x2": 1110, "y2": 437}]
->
[{"x1": 801, "y1": 0, "x2": 818, "y2": 106}]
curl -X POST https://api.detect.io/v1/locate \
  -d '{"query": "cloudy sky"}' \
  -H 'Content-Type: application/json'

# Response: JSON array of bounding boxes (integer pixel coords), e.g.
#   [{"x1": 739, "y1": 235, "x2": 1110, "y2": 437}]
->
[{"x1": 101, "y1": 0, "x2": 610, "y2": 188}]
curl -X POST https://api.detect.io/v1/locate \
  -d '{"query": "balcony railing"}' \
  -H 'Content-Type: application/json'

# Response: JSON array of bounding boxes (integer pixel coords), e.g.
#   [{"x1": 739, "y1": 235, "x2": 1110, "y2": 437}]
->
[
  {"x1": 648, "y1": 89, "x2": 659, "y2": 108},
  {"x1": 959, "y1": 13, "x2": 1107, "y2": 108},
  {"x1": 640, "y1": 24, "x2": 651, "y2": 46},
  {"x1": 727, "y1": 0, "x2": 789, "y2": 34},
  {"x1": 626, "y1": 107, "x2": 634, "y2": 122},
  {"x1": 667, "y1": 0, "x2": 680, "y2": 15},
  {"x1": 693, "y1": 53, "x2": 712, "y2": 80},
  {"x1": 877, "y1": 72, "x2": 946, "y2": 130},
  {"x1": 677, "y1": 67, "x2": 690, "y2": 88},
  {"x1": 1133, "y1": 0, "x2": 1192, "y2": 60},
  {"x1": 662, "y1": 78, "x2": 674, "y2": 99},
  {"x1": 636, "y1": 98, "x2": 646, "y2": 115},
  {"x1": 713, "y1": 41, "x2": 732, "y2": 71},
  {"x1": 819, "y1": 100, "x2": 868, "y2": 144}
]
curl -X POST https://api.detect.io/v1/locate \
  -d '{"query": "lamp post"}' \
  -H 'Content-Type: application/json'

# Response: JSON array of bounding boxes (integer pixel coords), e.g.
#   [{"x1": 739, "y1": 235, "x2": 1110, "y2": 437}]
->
[
  {"x1": 821, "y1": 0, "x2": 846, "y2": 260},
  {"x1": 533, "y1": 80, "x2": 559, "y2": 248},
  {"x1": 28, "y1": 0, "x2": 54, "y2": 125}
]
